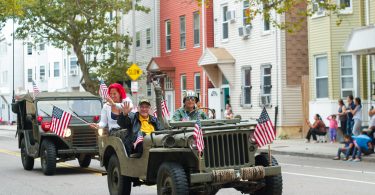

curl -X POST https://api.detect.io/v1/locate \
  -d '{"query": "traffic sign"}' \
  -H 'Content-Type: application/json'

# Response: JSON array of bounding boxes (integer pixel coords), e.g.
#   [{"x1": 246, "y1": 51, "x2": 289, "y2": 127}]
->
[
  {"x1": 126, "y1": 63, "x2": 143, "y2": 81},
  {"x1": 131, "y1": 81, "x2": 138, "y2": 93}
]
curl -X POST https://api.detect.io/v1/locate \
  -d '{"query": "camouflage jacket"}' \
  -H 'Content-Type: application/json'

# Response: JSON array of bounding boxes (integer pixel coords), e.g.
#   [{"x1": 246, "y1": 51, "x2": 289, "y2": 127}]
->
[{"x1": 172, "y1": 106, "x2": 207, "y2": 121}]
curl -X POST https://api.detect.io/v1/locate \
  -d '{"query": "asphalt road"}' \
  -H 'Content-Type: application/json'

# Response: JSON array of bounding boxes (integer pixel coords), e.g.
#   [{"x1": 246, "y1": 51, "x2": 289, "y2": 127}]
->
[{"x1": 1, "y1": 129, "x2": 375, "y2": 195}]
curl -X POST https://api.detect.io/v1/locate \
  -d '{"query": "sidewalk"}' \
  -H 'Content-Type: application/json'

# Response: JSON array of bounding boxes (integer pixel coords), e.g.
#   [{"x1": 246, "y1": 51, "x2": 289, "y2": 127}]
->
[
  {"x1": 0, "y1": 125, "x2": 16, "y2": 131},
  {"x1": 259, "y1": 139, "x2": 375, "y2": 163}
]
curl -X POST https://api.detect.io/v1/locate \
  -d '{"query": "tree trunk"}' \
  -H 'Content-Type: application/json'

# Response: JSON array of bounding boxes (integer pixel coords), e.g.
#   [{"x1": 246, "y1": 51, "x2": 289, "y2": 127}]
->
[{"x1": 73, "y1": 44, "x2": 97, "y2": 94}]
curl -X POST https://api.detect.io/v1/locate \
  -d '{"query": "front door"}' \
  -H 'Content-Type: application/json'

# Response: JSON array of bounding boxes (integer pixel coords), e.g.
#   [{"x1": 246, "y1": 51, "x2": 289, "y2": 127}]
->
[
  {"x1": 208, "y1": 88, "x2": 222, "y2": 119},
  {"x1": 165, "y1": 91, "x2": 174, "y2": 120}
]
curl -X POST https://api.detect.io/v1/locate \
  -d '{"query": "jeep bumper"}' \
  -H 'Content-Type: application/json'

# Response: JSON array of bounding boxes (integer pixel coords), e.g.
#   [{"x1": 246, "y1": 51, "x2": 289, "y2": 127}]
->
[
  {"x1": 190, "y1": 166, "x2": 281, "y2": 184},
  {"x1": 58, "y1": 148, "x2": 98, "y2": 154}
]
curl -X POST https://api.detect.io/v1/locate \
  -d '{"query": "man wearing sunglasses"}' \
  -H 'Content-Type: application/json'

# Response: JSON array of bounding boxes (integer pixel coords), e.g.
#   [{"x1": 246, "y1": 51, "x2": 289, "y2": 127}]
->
[{"x1": 172, "y1": 90, "x2": 207, "y2": 121}]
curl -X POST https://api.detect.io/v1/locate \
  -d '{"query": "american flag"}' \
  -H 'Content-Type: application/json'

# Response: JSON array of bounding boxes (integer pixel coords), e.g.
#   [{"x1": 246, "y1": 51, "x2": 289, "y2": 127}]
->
[
  {"x1": 161, "y1": 100, "x2": 170, "y2": 117},
  {"x1": 50, "y1": 106, "x2": 72, "y2": 137},
  {"x1": 254, "y1": 107, "x2": 275, "y2": 147},
  {"x1": 32, "y1": 80, "x2": 40, "y2": 99},
  {"x1": 153, "y1": 109, "x2": 157, "y2": 118},
  {"x1": 193, "y1": 118, "x2": 204, "y2": 153},
  {"x1": 133, "y1": 134, "x2": 144, "y2": 149},
  {"x1": 99, "y1": 80, "x2": 109, "y2": 100}
]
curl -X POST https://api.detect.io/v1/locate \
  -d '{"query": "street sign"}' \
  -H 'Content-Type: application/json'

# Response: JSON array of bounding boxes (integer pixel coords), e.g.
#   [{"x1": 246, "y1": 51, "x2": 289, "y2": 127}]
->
[
  {"x1": 131, "y1": 81, "x2": 138, "y2": 93},
  {"x1": 126, "y1": 63, "x2": 143, "y2": 81}
]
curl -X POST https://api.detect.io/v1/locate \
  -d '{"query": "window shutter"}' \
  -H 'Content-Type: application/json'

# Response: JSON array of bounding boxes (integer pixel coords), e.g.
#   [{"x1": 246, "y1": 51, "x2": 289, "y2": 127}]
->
[{"x1": 240, "y1": 85, "x2": 244, "y2": 107}]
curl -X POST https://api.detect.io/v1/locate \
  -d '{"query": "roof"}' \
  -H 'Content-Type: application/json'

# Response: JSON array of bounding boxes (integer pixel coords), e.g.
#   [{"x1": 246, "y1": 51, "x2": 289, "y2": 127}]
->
[
  {"x1": 345, "y1": 25, "x2": 375, "y2": 54},
  {"x1": 17, "y1": 92, "x2": 99, "y2": 102},
  {"x1": 146, "y1": 57, "x2": 176, "y2": 72},
  {"x1": 198, "y1": 48, "x2": 235, "y2": 66}
]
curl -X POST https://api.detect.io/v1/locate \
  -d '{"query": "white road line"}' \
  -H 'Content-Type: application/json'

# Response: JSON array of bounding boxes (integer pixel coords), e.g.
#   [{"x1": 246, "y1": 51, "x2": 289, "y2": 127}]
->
[
  {"x1": 280, "y1": 163, "x2": 375, "y2": 175},
  {"x1": 283, "y1": 172, "x2": 375, "y2": 185}
]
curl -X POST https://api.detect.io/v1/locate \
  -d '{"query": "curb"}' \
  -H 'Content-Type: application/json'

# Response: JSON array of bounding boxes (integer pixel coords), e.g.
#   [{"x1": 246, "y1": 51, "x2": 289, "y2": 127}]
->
[{"x1": 258, "y1": 149, "x2": 375, "y2": 163}]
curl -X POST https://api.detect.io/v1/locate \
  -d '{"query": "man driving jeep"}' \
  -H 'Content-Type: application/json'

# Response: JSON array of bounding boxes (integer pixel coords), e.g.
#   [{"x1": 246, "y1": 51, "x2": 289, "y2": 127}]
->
[{"x1": 172, "y1": 90, "x2": 207, "y2": 121}]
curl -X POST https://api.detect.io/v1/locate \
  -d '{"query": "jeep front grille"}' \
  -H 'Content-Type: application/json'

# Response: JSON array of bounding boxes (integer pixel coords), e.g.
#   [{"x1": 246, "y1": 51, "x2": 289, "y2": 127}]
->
[
  {"x1": 72, "y1": 128, "x2": 98, "y2": 147},
  {"x1": 203, "y1": 133, "x2": 250, "y2": 168}
]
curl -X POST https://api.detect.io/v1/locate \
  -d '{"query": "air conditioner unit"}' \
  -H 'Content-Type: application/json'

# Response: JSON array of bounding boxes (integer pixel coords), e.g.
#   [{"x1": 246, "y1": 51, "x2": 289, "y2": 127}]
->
[
  {"x1": 238, "y1": 25, "x2": 252, "y2": 39},
  {"x1": 261, "y1": 95, "x2": 271, "y2": 106},
  {"x1": 226, "y1": 10, "x2": 236, "y2": 23},
  {"x1": 70, "y1": 69, "x2": 78, "y2": 76}
]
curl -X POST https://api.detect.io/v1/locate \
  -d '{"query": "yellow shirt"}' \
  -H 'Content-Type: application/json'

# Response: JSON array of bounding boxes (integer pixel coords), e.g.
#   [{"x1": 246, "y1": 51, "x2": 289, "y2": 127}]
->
[{"x1": 139, "y1": 115, "x2": 155, "y2": 135}]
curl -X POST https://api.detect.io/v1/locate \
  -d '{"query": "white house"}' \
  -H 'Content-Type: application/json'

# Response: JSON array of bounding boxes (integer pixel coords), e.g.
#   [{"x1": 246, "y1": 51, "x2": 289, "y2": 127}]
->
[{"x1": 199, "y1": 1, "x2": 309, "y2": 137}]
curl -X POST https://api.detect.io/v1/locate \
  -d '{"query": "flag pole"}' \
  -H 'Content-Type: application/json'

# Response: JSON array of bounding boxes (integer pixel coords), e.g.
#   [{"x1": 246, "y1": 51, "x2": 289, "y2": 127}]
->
[{"x1": 269, "y1": 106, "x2": 279, "y2": 166}]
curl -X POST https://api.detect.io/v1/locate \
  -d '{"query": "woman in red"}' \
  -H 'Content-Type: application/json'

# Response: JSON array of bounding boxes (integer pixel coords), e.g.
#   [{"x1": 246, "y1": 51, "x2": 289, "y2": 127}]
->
[{"x1": 305, "y1": 114, "x2": 326, "y2": 143}]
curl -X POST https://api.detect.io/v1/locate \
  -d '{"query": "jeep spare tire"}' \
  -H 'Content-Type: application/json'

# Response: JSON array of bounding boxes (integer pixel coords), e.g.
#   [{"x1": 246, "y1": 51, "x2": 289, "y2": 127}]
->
[
  {"x1": 40, "y1": 140, "x2": 57, "y2": 175},
  {"x1": 157, "y1": 162, "x2": 189, "y2": 195}
]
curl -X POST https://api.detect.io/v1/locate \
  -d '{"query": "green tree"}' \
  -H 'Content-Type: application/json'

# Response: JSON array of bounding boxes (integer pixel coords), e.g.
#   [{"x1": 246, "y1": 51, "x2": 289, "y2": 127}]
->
[{"x1": 2, "y1": 0, "x2": 149, "y2": 94}]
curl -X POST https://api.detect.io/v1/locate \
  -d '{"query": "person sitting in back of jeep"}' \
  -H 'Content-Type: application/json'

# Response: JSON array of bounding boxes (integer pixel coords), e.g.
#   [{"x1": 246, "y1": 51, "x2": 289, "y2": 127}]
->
[
  {"x1": 172, "y1": 90, "x2": 207, "y2": 121},
  {"x1": 117, "y1": 99, "x2": 160, "y2": 158}
]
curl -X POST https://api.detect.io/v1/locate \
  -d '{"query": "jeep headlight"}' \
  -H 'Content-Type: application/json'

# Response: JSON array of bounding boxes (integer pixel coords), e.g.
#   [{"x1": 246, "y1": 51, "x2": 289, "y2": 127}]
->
[
  {"x1": 187, "y1": 136, "x2": 197, "y2": 150},
  {"x1": 98, "y1": 128, "x2": 104, "y2": 136},
  {"x1": 163, "y1": 135, "x2": 176, "y2": 148},
  {"x1": 64, "y1": 128, "x2": 72, "y2": 138}
]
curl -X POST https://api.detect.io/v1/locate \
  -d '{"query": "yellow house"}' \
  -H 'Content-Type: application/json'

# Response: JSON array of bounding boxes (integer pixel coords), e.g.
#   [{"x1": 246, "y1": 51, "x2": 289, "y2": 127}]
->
[{"x1": 308, "y1": 0, "x2": 375, "y2": 126}]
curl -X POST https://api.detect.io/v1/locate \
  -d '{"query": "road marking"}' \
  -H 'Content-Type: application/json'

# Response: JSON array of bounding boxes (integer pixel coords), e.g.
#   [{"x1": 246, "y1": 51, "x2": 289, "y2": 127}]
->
[
  {"x1": 280, "y1": 163, "x2": 375, "y2": 175},
  {"x1": 283, "y1": 171, "x2": 375, "y2": 185},
  {"x1": 0, "y1": 148, "x2": 103, "y2": 176}
]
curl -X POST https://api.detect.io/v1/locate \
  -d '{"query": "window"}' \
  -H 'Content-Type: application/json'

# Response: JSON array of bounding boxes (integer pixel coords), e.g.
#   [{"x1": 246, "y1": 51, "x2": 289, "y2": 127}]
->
[
  {"x1": 194, "y1": 73, "x2": 201, "y2": 100},
  {"x1": 146, "y1": 28, "x2": 151, "y2": 47},
  {"x1": 27, "y1": 43, "x2": 32, "y2": 55},
  {"x1": 165, "y1": 20, "x2": 171, "y2": 51},
  {"x1": 180, "y1": 16, "x2": 186, "y2": 49},
  {"x1": 222, "y1": 5, "x2": 229, "y2": 40},
  {"x1": 181, "y1": 75, "x2": 186, "y2": 104},
  {"x1": 39, "y1": 43, "x2": 45, "y2": 51},
  {"x1": 40, "y1": 66, "x2": 45, "y2": 80},
  {"x1": 312, "y1": 0, "x2": 325, "y2": 17},
  {"x1": 147, "y1": 83, "x2": 152, "y2": 96},
  {"x1": 340, "y1": 54, "x2": 354, "y2": 98},
  {"x1": 264, "y1": 17, "x2": 270, "y2": 31},
  {"x1": 242, "y1": 67, "x2": 252, "y2": 105},
  {"x1": 315, "y1": 55, "x2": 328, "y2": 98},
  {"x1": 165, "y1": 77, "x2": 173, "y2": 90},
  {"x1": 193, "y1": 12, "x2": 200, "y2": 46},
  {"x1": 27, "y1": 69, "x2": 32, "y2": 82},
  {"x1": 136, "y1": 31, "x2": 141, "y2": 48},
  {"x1": 2, "y1": 71, "x2": 8, "y2": 84},
  {"x1": 337, "y1": 0, "x2": 352, "y2": 13},
  {"x1": 70, "y1": 57, "x2": 78, "y2": 70},
  {"x1": 54, "y1": 62, "x2": 60, "y2": 77},
  {"x1": 261, "y1": 65, "x2": 272, "y2": 105},
  {"x1": 243, "y1": 1, "x2": 250, "y2": 25}
]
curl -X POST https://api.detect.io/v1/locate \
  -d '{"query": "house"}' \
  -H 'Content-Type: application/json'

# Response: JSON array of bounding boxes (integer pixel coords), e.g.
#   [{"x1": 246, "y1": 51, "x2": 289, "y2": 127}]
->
[
  {"x1": 199, "y1": 0, "x2": 309, "y2": 137},
  {"x1": 308, "y1": 0, "x2": 374, "y2": 126}
]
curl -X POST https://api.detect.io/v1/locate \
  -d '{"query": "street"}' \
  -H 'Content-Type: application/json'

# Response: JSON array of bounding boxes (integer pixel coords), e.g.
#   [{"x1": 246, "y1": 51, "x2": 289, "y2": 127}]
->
[{"x1": 1, "y1": 128, "x2": 375, "y2": 195}]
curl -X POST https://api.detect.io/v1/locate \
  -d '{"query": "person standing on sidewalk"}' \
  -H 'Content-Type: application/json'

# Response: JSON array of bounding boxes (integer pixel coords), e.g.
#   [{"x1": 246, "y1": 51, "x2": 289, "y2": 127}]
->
[
  {"x1": 305, "y1": 114, "x2": 326, "y2": 143},
  {"x1": 346, "y1": 95, "x2": 356, "y2": 135},
  {"x1": 327, "y1": 115, "x2": 338, "y2": 143},
  {"x1": 337, "y1": 99, "x2": 348, "y2": 135},
  {"x1": 349, "y1": 97, "x2": 362, "y2": 136}
]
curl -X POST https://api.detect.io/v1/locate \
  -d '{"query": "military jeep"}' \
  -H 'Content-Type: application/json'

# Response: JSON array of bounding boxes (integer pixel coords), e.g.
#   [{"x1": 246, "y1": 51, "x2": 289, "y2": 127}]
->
[{"x1": 12, "y1": 92, "x2": 103, "y2": 175}]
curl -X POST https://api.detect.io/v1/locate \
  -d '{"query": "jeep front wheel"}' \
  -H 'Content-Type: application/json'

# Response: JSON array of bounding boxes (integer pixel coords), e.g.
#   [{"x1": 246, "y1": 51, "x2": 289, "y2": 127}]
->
[
  {"x1": 157, "y1": 162, "x2": 188, "y2": 195},
  {"x1": 254, "y1": 153, "x2": 283, "y2": 195},
  {"x1": 107, "y1": 155, "x2": 131, "y2": 195},
  {"x1": 20, "y1": 138, "x2": 34, "y2": 170},
  {"x1": 78, "y1": 155, "x2": 91, "y2": 168},
  {"x1": 40, "y1": 140, "x2": 56, "y2": 175}
]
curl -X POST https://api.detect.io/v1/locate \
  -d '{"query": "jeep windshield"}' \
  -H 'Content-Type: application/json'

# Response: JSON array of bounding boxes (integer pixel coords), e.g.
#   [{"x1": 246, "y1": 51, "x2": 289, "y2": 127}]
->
[{"x1": 36, "y1": 99, "x2": 102, "y2": 124}]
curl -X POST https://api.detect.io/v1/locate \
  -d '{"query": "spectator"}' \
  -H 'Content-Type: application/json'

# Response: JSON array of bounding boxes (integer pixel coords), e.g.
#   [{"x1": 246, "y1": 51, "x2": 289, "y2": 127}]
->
[
  {"x1": 349, "y1": 97, "x2": 362, "y2": 136},
  {"x1": 333, "y1": 135, "x2": 354, "y2": 161},
  {"x1": 224, "y1": 103, "x2": 234, "y2": 119},
  {"x1": 327, "y1": 115, "x2": 338, "y2": 143},
  {"x1": 367, "y1": 106, "x2": 375, "y2": 145},
  {"x1": 350, "y1": 132, "x2": 373, "y2": 162},
  {"x1": 305, "y1": 114, "x2": 326, "y2": 143},
  {"x1": 337, "y1": 99, "x2": 348, "y2": 135},
  {"x1": 346, "y1": 95, "x2": 355, "y2": 135}
]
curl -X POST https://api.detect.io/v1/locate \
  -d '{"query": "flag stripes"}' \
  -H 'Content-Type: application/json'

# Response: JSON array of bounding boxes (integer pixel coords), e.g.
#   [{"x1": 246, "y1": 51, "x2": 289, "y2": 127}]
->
[
  {"x1": 194, "y1": 118, "x2": 204, "y2": 153},
  {"x1": 50, "y1": 106, "x2": 72, "y2": 137},
  {"x1": 32, "y1": 80, "x2": 40, "y2": 99},
  {"x1": 99, "y1": 80, "x2": 109, "y2": 100},
  {"x1": 254, "y1": 107, "x2": 275, "y2": 147}
]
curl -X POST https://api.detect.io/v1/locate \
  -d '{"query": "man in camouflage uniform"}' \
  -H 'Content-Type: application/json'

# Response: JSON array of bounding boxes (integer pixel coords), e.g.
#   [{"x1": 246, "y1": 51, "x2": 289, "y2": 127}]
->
[{"x1": 172, "y1": 90, "x2": 207, "y2": 121}]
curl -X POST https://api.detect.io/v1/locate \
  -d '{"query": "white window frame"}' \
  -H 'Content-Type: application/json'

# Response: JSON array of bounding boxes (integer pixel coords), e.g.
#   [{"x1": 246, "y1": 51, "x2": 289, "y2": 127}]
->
[
  {"x1": 194, "y1": 73, "x2": 201, "y2": 100},
  {"x1": 27, "y1": 43, "x2": 32, "y2": 55},
  {"x1": 40, "y1": 65, "x2": 45, "y2": 80},
  {"x1": 222, "y1": 4, "x2": 229, "y2": 41},
  {"x1": 241, "y1": 66, "x2": 252, "y2": 107},
  {"x1": 39, "y1": 43, "x2": 45, "y2": 51},
  {"x1": 193, "y1": 11, "x2": 200, "y2": 47},
  {"x1": 261, "y1": 65, "x2": 272, "y2": 106},
  {"x1": 165, "y1": 20, "x2": 171, "y2": 52},
  {"x1": 147, "y1": 83, "x2": 152, "y2": 96},
  {"x1": 340, "y1": 54, "x2": 357, "y2": 98},
  {"x1": 136, "y1": 31, "x2": 141, "y2": 49},
  {"x1": 54, "y1": 62, "x2": 60, "y2": 77},
  {"x1": 146, "y1": 28, "x2": 152, "y2": 47},
  {"x1": 27, "y1": 69, "x2": 33, "y2": 82},
  {"x1": 180, "y1": 15, "x2": 186, "y2": 49},
  {"x1": 311, "y1": 0, "x2": 326, "y2": 18},
  {"x1": 181, "y1": 74, "x2": 187, "y2": 105},
  {"x1": 315, "y1": 55, "x2": 329, "y2": 99},
  {"x1": 243, "y1": 1, "x2": 250, "y2": 26},
  {"x1": 337, "y1": 0, "x2": 353, "y2": 14},
  {"x1": 164, "y1": 76, "x2": 173, "y2": 90}
]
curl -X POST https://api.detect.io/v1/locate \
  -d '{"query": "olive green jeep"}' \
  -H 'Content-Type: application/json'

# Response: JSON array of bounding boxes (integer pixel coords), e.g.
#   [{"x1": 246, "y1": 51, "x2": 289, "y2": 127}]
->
[
  {"x1": 99, "y1": 118, "x2": 282, "y2": 195},
  {"x1": 12, "y1": 92, "x2": 103, "y2": 175}
]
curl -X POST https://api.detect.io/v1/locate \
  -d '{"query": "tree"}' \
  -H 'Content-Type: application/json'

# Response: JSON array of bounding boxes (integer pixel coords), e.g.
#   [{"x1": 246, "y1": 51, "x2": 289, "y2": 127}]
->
[{"x1": 2, "y1": 0, "x2": 149, "y2": 94}]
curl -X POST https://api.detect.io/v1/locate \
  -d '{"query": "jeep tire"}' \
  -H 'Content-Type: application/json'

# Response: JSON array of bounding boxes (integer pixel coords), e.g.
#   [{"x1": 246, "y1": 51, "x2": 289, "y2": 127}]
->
[
  {"x1": 107, "y1": 155, "x2": 131, "y2": 195},
  {"x1": 40, "y1": 140, "x2": 56, "y2": 176},
  {"x1": 20, "y1": 137, "x2": 34, "y2": 170},
  {"x1": 78, "y1": 155, "x2": 91, "y2": 168},
  {"x1": 157, "y1": 162, "x2": 188, "y2": 195},
  {"x1": 254, "y1": 153, "x2": 283, "y2": 195}
]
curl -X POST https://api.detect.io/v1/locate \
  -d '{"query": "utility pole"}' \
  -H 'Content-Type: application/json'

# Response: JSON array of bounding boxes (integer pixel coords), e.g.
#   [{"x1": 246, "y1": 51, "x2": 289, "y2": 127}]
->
[{"x1": 132, "y1": 0, "x2": 138, "y2": 104}]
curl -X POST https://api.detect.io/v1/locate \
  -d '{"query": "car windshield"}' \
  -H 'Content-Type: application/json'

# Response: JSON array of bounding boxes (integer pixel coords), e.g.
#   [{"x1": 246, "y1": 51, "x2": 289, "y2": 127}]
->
[{"x1": 37, "y1": 99, "x2": 102, "y2": 117}]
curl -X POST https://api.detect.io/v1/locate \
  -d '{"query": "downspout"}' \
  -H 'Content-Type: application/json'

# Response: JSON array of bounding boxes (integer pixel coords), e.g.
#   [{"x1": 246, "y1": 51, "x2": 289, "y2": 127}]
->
[
  {"x1": 275, "y1": 12, "x2": 282, "y2": 127},
  {"x1": 202, "y1": 0, "x2": 206, "y2": 107},
  {"x1": 154, "y1": 0, "x2": 158, "y2": 57},
  {"x1": 366, "y1": 0, "x2": 371, "y2": 122}
]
